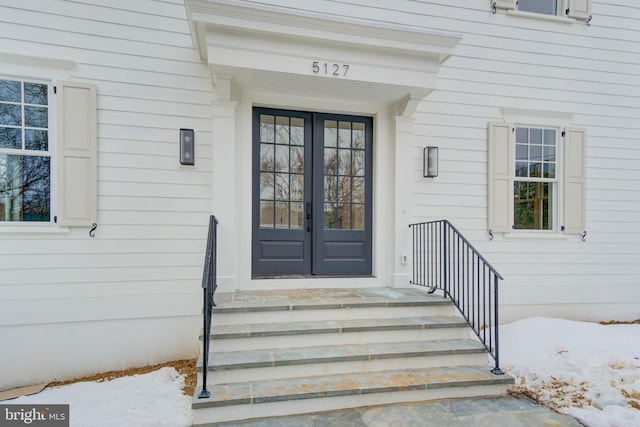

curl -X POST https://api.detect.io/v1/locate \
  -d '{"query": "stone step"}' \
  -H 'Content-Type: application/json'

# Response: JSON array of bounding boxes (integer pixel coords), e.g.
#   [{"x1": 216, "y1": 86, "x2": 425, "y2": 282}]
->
[
  {"x1": 211, "y1": 289, "x2": 453, "y2": 325},
  {"x1": 198, "y1": 338, "x2": 488, "y2": 384},
  {"x1": 204, "y1": 316, "x2": 470, "y2": 351},
  {"x1": 192, "y1": 365, "x2": 514, "y2": 425}
]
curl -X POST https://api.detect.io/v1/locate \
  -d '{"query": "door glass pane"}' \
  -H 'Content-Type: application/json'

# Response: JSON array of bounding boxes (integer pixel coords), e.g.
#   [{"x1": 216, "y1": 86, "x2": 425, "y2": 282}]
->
[
  {"x1": 290, "y1": 117, "x2": 304, "y2": 145},
  {"x1": 290, "y1": 146, "x2": 304, "y2": 173},
  {"x1": 352, "y1": 150, "x2": 365, "y2": 176},
  {"x1": 338, "y1": 176, "x2": 351, "y2": 203},
  {"x1": 324, "y1": 203, "x2": 337, "y2": 229},
  {"x1": 290, "y1": 174, "x2": 304, "y2": 201},
  {"x1": 260, "y1": 172, "x2": 274, "y2": 199},
  {"x1": 324, "y1": 148, "x2": 337, "y2": 175},
  {"x1": 352, "y1": 122, "x2": 365, "y2": 149},
  {"x1": 260, "y1": 201, "x2": 274, "y2": 227},
  {"x1": 338, "y1": 121, "x2": 351, "y2": 148},
  {"x1": 275, "y1": 173, "x2": 289, "y2": 201},
  {"x1": 275, "y1": 201, "x2": 289, "y2": 228},
  {"x1": 337, "y1": 149, "x2": 351, "y2": 176},
  {"x1": 290, "y1": 202, "x2": 304, "y2": 229},
  {"x1": 324, "y1": 120, "x2": 337, "y2": 147},
  {"x1": 260, "y1": 115, "x2": 274, "y2": 143},
  {"x1": 275, "y1": 145, "x2": 289, "y2": 172},
  {"x1": 337, "y1": 203, "x2": 351, "y2": 229},
  {"x1": 324, "y1": 176, "x2": 337, "y2": 202},
  {"x1": 275, "y1": 116, "x2": 289, "y2": 144},
  {"x1": 352, "y1": 177, "x2": 365, "y2": 203},
  {"x1": 352, "y1": 204, "x2": 365, "y2": 230},
  {"x1": 260, "y1": 144, "x2": 274, "y2": 171}
]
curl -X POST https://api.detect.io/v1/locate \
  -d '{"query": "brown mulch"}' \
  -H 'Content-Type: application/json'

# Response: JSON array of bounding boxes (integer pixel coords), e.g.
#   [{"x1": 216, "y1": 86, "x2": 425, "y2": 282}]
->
[
  {"x1": 600, "y1": 319, "x2": 640, "y2": 325},
  {"x1": 47, "y1": 359, "x2": 198, "y2": 397}
]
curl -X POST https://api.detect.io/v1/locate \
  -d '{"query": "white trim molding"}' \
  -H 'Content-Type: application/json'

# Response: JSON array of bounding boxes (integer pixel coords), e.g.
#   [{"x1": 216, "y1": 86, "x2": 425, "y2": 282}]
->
[{"x1": 0, "y1": 52, "x2": 76, "y2": 71}]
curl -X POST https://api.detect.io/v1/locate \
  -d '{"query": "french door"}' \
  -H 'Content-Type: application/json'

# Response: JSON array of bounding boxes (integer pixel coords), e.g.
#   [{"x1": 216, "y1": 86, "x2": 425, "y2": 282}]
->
[{"x1": 252, "y1": 107, "x2": 373, "y2": 276}]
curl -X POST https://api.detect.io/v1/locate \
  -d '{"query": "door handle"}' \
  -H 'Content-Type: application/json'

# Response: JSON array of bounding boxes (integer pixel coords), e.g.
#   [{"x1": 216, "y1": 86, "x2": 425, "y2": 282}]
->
[{"x1": 306, "y1": 202, "x2": 312, "y2": 232}]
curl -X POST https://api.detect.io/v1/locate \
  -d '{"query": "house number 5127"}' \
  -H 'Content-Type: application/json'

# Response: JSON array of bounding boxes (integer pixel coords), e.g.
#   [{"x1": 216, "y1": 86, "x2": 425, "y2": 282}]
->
[{"x1": 312, "y1": 62, "x2": 350, "y2": 77}]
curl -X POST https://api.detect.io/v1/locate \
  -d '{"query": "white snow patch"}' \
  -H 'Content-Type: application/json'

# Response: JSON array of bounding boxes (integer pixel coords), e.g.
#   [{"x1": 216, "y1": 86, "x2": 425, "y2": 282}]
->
[
  {"x1": 7, "y1": 367, "x2": 192, "y2": 427},
  {"x1": 501, "y1": 317, "x2": 640, "y2": 427}
]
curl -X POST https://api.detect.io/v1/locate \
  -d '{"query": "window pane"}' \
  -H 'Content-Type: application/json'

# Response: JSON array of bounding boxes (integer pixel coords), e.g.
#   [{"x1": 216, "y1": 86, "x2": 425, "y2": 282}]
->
[
  {"x1": 516, "y1": 162, "x2": 528, "y2": 177},
  {"x1": 514, "y1": 181, "x2": 552, "y2": 230},
  {"x1": 515, "y1": 127, "x2": 528, "y2": 144},
  {"x1": 275, "y1": 116, "x2": 289, "y2": 145},
  {"x1": 543, "y1": 146, "x2": 555, "y2": 162},
  {"x1": 260, "y1": 201, "x2": 274, "y2": 227},
  {"x1": 0, "y1": 104, "x2": 21, "y2": 126},
  {"x1": 530, "y1": 163, "x2": 542, "y2": 178},
  {"x1": 516, "y1": 144, "x2": 528, "y2": 161},
  {"x1": 0, "y1": 154, "x2": 50, "y2": 222},
  {"x1": 0, "y1": 127, "x2": 21, "y2": 149},
  {"x1": 25, "y1": 129, "x2": 48, "y2": 151},
  {"x1": 544, "y1": 163, "x2": 556, "y2": 178},
  {"x1": 352, "y1": 122, "x2": 365, "y2": 149},
  {"x1": 0, "y1": 80, "x2": 21, "y2": 102},
  {"x1": 518, "y1": 0, "x2": 557, "y2": 15},
  {"x1": 530, "y1": 144, "x2": 542, "y2": 161},
  {"x1": 260, "y1": 115, "x2": 274, "y2": 143},
  {"x1": 24, "y1": 106, "x2": 47, "y2": 128},
  {"x1": 544, "y1": 129, "x2": 556, "y2": 145},
  {"x1": 24, "y1": 83, "x2": 47, "y2": 105},
  {"x1": 530, "y1": 128, "x2": 542, "y2": 145},
  {"x1": 338, "y1": 121, "x2": 351, "y2": 148}
]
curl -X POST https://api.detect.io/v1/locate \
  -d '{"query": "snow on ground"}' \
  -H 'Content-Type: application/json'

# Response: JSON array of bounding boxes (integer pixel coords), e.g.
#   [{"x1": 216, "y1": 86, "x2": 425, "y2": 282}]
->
[
  {"x1": 501, "y1": 317, "x2": 640, "y2": 427},
  {"x1": 7, "y1": 367, "x2": 192, "y2": 427},
  {"x1": 4, "y1": 318, "x2": 639, "y2": 427}
]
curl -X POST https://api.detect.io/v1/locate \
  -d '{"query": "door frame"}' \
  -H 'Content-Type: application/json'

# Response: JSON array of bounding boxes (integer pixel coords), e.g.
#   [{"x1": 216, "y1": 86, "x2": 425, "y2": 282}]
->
[{"x1": 251, "y1": 107, "x2": 374, "y2": 277}]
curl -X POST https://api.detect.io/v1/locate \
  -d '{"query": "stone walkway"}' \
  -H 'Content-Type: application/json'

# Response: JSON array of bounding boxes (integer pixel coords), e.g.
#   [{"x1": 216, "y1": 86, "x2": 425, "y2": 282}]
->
[{"x1": 213, "y1": 397, "x2": 582, "y2": 426}]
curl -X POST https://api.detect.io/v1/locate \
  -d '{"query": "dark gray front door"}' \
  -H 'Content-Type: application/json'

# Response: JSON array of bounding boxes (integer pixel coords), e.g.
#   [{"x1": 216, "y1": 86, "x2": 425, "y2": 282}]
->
[{"x1": 252, "y1": 108, "x2": 372, "y2": 276}]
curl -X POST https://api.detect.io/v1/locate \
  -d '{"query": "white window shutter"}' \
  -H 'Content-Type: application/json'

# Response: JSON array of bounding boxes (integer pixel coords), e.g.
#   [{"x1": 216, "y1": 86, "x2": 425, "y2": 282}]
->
[
  {"x1": 492, "y1": 0, "x2": 517, "y2": 11},
  {"x1": 56, "y1": 81, "x2": 98, "y2": 227},
  {"x1": 488, "y1": 122, "x2": 514, "y2": 233},
  {"x1": 562, "y1": 127, "x2": 586, "y2": 234},
  {"x1": 566, "y1": 0, "x2": 591, "y2": 20}
]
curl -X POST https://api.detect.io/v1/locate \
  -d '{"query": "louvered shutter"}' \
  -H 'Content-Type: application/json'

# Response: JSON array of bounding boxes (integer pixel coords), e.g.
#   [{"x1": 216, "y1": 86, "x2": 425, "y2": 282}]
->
[
  {"x1": 55, "y1": 81, "x2": 98, "y2": 226},
  {"x1": 488, "y1": 122, "x2": 514, "y2": 233},
  {"x1": 562, "y1": 127, "x2": 586, "y2": 234},
  {"x1": 566, "y1": 0, "x2": 591, "y2": 20},
  {"x1": 492, "y1": 0, "x2": 517, "y2": 11}
]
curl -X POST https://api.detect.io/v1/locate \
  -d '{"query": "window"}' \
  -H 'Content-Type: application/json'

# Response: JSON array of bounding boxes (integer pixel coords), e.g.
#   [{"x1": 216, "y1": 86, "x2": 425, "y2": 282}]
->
[
  {"x1": 0, "y1": 79, "x2": 51, "y2": 222},
  {"x1": 488, "y1": 122, "x2": 586, "y2": 236},
  {"x1": 517, "y1": 0, "x2": 559, "y2": 16},
  {"x1": 0, "y1": 77, "x2": 97, "y2": 228},
  {"x1": 492, "y1": 0, "x2": 592, "y2": 20},
  {"x1": 514, "y1": 127, "x2": 557, "y2": 230}
]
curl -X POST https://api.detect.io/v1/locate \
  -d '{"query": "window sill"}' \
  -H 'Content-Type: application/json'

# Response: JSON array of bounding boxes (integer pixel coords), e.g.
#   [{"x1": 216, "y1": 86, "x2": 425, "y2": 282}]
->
[
  {"x1": 504, "y1": 231, "x2": 570, "y2": 240},
  {"x1": 507, "y1": 10, "x2": 576, "y2": 24},
  {"x1": 0, "y1": 225, "x2": 71, "y2": 234}
]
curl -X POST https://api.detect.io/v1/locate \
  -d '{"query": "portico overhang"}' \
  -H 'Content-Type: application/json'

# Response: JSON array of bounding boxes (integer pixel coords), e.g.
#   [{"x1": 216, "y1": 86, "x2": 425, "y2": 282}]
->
[{"x1": 185, "y1": 0, "x2": 461, "y2": 109}]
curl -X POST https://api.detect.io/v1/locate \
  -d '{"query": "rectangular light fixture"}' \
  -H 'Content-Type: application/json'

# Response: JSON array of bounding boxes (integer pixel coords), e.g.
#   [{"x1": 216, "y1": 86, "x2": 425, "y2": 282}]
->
[
  {"x1": 180, "y1": 128, "x2": 195, "y2": 166},
  {"x1": 423, "y1": 146, "x2": 438, "y2": 178}
]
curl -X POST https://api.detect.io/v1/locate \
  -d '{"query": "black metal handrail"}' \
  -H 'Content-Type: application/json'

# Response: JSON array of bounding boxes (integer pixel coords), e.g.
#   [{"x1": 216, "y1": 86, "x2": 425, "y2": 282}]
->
[
  {"x1": 198, "y1": 215, "x2": 218, "y2": 399},
  {"x1": 409, "y1": 220, "x2": 504, "y2": 374}
]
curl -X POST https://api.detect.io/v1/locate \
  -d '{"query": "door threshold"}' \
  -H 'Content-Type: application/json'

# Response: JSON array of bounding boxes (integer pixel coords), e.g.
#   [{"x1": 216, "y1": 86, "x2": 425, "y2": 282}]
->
[{"x1": 252, "y1": 274, "x2": 375, "y2": 280}]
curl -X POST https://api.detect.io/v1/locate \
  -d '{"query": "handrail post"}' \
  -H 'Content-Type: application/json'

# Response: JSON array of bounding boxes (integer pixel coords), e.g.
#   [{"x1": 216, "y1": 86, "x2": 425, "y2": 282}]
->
[
  {"x1": 198, "y1": 215, "x2": 218, "y2": 399},
  {"x1": 491, "y1": 272, "x2": 504, "y2": 375},
  {"x1": 443, "y1": 221, "x2": 448, "y2": 298}
]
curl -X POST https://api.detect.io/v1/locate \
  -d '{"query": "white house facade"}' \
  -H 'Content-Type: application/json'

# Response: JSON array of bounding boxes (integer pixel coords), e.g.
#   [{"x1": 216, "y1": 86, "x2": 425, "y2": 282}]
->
[{"x1": 1, "y1": 0, "x2": 639, "y2": 391}]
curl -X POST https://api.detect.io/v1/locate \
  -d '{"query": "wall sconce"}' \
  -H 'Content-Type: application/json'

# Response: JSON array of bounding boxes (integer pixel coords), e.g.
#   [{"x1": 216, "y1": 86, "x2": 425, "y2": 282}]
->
[
  {"x1": 423, "y1": 146, "x2": 438, "y2": 178},
  {"x1": 180, "y1": 128, "x2": 195, "y2": 166}
]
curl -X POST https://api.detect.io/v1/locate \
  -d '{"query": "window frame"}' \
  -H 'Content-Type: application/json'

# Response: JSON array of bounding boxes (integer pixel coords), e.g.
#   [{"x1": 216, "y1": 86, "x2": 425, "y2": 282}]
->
[
  {"x1": 0, "y1": 76, "x2": 55, "y2": 225},
  {"x1": 512, "y1": 124, "x2": 561, "y2": 233}
]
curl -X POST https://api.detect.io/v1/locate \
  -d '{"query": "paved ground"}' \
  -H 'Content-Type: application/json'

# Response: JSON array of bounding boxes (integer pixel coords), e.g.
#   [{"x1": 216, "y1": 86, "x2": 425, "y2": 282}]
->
[{"x1": 213, "y1": 396, "x2": 582, "y2": 426}]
